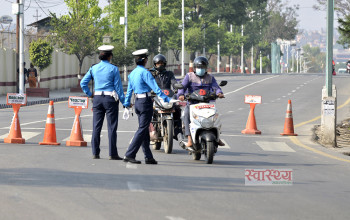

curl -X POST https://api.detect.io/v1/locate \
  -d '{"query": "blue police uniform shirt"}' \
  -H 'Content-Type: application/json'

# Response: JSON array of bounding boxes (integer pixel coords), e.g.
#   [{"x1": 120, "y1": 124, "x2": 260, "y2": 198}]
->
[
  {"x1": 124, "y1": 65, "x2": 170, "y2": 107},
  {"x1": 80, "y1": 60, "x2": 125, "y2": 104}
]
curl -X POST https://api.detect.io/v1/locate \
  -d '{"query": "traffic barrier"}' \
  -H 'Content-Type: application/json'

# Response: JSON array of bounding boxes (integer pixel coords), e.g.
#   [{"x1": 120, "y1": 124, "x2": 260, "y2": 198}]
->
[
  {"x1": 242, "y1": 95, "x2": 261, "y2": 134},
  {"x1": 189, "y1": 61, "x2": 194, "y2": 72},
  {"x1": 39, "y1": 101, "x2": 60, "y2": 145},
  {"x1": 66, "y1": 96, "x2": 89, "y2": 147},
  {"x1": 4, "y1": 93, "x2": 27, "y2": 144},
  {"x1": 280, "y1": 100, "x2": 297, "y2": 136}
]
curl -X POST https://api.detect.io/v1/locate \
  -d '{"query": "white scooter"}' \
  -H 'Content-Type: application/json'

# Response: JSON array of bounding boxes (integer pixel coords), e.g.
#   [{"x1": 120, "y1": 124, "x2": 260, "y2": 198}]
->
[{"x1": 176, "y1": 81, "x2": 227, "y2": 164}]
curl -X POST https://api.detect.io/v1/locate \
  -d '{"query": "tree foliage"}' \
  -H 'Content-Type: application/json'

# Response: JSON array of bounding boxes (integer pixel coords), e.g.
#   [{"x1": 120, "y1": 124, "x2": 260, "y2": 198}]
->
[
  {"x1": 29, "y1": 38, "x2": 53, "y2": 72},
  {"x1": 50, "y1": 0, "x2": 106, "y2": 75}
]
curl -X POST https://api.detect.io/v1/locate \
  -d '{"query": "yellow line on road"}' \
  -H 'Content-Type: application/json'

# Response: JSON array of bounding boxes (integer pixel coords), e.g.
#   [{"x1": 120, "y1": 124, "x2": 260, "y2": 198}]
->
[{"x1": 291, "y1": 97, "x2": 350, "y2": 163}]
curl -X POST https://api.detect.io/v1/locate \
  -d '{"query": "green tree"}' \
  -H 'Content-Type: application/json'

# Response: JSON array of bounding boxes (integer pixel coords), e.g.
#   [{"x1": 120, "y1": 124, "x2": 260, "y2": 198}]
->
[
  {"x1": 29, "y1": 38, "x2": 53, "y2": 87},
  {"x1": 50, "y1": 0, "x2": 106, "y2": 80}
]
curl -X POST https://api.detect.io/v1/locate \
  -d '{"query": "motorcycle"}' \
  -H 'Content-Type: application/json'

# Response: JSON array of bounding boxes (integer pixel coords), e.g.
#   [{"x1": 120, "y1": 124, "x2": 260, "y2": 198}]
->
[
  {"x1": 151, "y1": 89, "x2": 179, "y2": 154},
  {"x1": 176, "y1": 81, "x2": 227, "y2": 164}
]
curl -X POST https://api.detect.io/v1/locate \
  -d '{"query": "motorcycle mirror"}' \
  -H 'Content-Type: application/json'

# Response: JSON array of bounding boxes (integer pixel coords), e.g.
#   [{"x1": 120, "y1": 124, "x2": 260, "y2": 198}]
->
[
  {"x1": 219, "y1": 81, "x2": 227, "y2": 87},
  {"x1": 173, "y1": 83, "x2": 184, "y2": 89}
]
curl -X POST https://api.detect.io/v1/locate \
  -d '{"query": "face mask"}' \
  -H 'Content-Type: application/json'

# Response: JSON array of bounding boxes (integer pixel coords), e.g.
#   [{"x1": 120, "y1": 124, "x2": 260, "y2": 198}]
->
[
  {"x1": 155, "y1": 65, "x2": 165, "y2": 72},
  {"x1": 195, "y1": 68, "x2": 206, "y2": 76}
]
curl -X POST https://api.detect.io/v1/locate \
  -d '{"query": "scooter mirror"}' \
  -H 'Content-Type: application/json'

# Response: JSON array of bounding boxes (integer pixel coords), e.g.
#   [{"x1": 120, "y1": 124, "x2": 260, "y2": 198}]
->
[
  {"x1": 219, "y1": 81, "x2": 227, "y2": 87},
  {"x1": 173, "y1": 83, "x2": 184, "y2": 89}
]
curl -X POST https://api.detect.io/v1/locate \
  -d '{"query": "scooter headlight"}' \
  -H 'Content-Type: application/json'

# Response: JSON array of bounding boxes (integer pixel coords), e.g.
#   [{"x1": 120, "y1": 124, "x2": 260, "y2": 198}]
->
[
  {"x1": 212, "y1": 113, "x2": 219, "y2": 122},
  {"x1": 201, "y1": 118, "x2": 214, "y2": 128}
]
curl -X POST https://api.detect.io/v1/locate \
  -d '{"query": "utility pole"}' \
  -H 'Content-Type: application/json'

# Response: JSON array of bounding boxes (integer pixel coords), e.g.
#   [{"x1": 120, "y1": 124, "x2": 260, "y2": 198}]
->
[
  {"x1": 181, "y1": 0, "x2": 185, "y2": 77},
  {"x1": 320, "y1": 0, "x2": 336, "y2": 146}
]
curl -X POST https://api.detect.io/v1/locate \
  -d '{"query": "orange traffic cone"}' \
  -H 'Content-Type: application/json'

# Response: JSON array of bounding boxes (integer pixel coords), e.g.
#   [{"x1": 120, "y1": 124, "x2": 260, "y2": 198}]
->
[
  {"x1": 242, "y1": 103, "x2": 261, "y2": 134},
  {"x1": 39, "y1": 101, "x2": 60, "y2": 145},
  {"x1": 281, "y1": 100, "x2": 297, "y2": 136},
  {"x1": 66, "y1": 108, "x2": 87, "y2": 147},
  {"x1": 4, "y1": 104, "x2": 25, "y2": 144}
]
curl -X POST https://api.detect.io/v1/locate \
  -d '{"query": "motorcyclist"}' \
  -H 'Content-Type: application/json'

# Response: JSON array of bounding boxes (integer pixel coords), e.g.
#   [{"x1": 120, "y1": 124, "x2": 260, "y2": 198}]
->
[
  {"x1": 150, "y1": 54, "x2": 183, "y2": 140},
  {"x1": 177, "y1": 56, "x2": 225, "y2": 149}
]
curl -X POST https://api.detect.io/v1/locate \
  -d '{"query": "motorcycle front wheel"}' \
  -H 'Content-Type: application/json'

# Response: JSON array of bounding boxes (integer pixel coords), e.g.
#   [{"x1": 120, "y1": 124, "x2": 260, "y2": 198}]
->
[
  {"x1": 163, "y1": 119, "x2": 173, "y2": 154},
  {"x1": 204, "y1": 141, "x2": 215, "y2": 164}
]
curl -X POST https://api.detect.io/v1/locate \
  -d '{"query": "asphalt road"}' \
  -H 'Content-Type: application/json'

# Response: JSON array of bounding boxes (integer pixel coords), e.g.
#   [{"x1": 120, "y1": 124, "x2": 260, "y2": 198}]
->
[{"x1": 1, "y1": 73, "x2": 350, "y2": 220}]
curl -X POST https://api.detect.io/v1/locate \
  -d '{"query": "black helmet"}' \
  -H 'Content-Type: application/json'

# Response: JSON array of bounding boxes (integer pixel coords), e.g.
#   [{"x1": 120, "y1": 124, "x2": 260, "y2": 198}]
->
[
  {"x1": 193, "y1": 56, "x2": 209, "y2": 69},
  {"x1": 153, "y1": 54, "x2": 167, "y2": 71}
]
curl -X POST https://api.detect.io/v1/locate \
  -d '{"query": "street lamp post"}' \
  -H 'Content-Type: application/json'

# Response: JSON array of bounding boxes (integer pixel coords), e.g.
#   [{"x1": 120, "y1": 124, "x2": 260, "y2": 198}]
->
[
  {"x1": 123, "y1": 0, "x2": 128, "y2": 81},
  {"x1": 217, "y1": 19, "x2": 220, "y2": 73},
  {"x1": 241, "y1": 25, "x2": 244, "y2": 73},
  {"x1": 158, "y1": 0, "x2": 161, "y2": 53},
  {"x1": 181, "y1": 0, "x2": 185, "y2": 77}
]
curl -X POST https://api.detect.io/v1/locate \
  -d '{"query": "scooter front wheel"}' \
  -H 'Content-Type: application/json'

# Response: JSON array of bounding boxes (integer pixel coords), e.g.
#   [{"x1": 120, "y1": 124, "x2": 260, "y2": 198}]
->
[
  {"x1": 204, "y1": 141, "x2": 215, "y2": 164},
  {"x1": 163, "y1": 119, "x2": 173, "y2": 154}
]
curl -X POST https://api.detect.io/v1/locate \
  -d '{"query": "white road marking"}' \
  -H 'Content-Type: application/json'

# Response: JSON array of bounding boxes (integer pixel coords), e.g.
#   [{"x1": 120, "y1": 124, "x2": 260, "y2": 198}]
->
[
  {"x1": 292, "y1": 90, "x2": 296, "y2": 93},
  {"x1": 282, "y1": 96, "x2": 286, "y2": 98},
  {"x1": 63, "y1": 134, "x2": 93, "y2": 142},
  {"x1": 0, "y1": 127, "x2": 136, "y2": 133},
  {"x1": 166, "y1": 217, "x2": 186, "y2": 220},
  {"x1": 296, "y1": 87, "x2": 300, "y2": 89},
  {"x1": 0, "y1": 132, "x2": 41, "y2": 140},
  {"x1": 256, "y1": 141, "x2": 295, "y2": 152},
  {"x1": 218, "y1": 139, "x2": 230, "y2": 149},
  {"x1": 221, "y1": 134, "x2": 287, "y2": 139},
  {"x1": 238, "y1": 108, "x2": 244, "y2": 111},
  {"x1": 126, "y1": 163, "x2": 138, "y2": 169},
  {"x1": 287, "y1": 93, "x2": 292, "y2": 96},
  {"x1": 224, "y1": 75, "x2": 279, "y2": 95},
  {"x1": 127, "y1": 182, "x2": 144, "y2": 192}
]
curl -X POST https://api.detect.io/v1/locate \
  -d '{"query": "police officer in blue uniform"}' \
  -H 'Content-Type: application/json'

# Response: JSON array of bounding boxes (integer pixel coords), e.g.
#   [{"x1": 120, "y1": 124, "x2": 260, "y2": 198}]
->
[
  {"x1": 80, "y1": 45, "x2": 125, "y2": 160},
  {"x1": 123, "y1": 49, "x2": 170, "y2": 164}
]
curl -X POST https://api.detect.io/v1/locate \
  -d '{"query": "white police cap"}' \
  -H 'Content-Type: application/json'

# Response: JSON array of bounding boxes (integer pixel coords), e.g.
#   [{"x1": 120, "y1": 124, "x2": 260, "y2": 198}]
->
[
  {"x1": 132, "y1": 49, "x2": 149, "y2": 56},
  {"x1": 98, "y1": 45, "x2": 114, "y2": 52}
]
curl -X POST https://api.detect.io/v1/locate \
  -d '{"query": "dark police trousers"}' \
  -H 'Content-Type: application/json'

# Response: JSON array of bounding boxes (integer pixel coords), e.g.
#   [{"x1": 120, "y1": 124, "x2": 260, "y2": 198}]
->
[
  {"x1": 92, "y1": 94, "x2": 120, "y2": 157},
  {"x1": 125, "y1": 95, "x2": 154, "y2": 159}
]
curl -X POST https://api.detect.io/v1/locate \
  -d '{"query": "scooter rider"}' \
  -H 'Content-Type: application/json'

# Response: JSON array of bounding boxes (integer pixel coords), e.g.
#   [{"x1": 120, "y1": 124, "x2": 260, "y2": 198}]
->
[
  {"x1": 177, "y1": 56, "x2": 225, "y2": 149},
  {"x1": 150, "y1": 54, "x2": 183, "y2": 140}
]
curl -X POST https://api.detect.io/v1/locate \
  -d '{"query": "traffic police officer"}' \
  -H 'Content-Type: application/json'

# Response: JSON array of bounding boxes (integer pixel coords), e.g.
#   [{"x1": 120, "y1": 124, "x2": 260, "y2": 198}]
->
[
  {"x1": 80, "y1": 45, "x2": 125, "y2": 160},
  {"x1": 123, "y1": 49, "x2": 170, "y2": 164}
]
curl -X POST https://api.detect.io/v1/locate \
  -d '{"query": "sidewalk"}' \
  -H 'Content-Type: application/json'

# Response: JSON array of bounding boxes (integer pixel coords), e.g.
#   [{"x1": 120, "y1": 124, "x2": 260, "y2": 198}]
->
[{"x1": 0, "y1": 88, "x2": 86, "y2": 109}]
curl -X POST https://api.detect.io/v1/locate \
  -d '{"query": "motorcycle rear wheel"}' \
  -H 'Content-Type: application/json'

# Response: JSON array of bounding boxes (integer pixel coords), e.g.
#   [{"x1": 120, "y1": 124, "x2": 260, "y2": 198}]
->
[{"x1": 163, "y1": 119, "x2": 173, "y2": 154}]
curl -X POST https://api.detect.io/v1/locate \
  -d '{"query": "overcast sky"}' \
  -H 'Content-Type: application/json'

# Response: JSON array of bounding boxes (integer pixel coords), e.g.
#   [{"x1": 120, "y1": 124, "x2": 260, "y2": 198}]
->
[{"x1": 0, "y1": 0, "x2": 333, "y2": 31}]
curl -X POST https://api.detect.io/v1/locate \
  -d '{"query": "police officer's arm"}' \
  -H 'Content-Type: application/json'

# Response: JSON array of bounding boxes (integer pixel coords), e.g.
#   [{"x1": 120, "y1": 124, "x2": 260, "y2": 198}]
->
[
  {"x1": 211, "y1": 76, "x2": 224, "y2": 98},
  {"x1": 124, "y1": 76, "x2": 134, "y2": 107},
  {"x1": 144, "y1": 70, "x2": 170, "y2": 102},
  {"x1": 80, "y1": 68, "x2": 93, "y2": 97},
  {"x1": 177, "y1": 73, "x2": 190, "y2": 100},
  {"x1": 113, "y1": 67, "x2": 125, "y2": 104}
]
